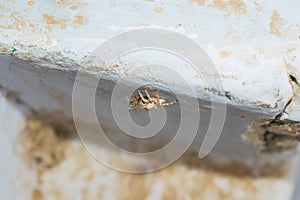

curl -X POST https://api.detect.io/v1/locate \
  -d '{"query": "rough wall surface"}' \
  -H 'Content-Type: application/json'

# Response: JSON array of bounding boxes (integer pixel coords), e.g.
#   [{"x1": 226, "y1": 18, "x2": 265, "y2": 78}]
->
[
  {"x1": 0, "y1": 0, "x2": 300, "y2": 199},
  {"x1": 0, "y1": 0, "x2": 299, "y2": 116}
]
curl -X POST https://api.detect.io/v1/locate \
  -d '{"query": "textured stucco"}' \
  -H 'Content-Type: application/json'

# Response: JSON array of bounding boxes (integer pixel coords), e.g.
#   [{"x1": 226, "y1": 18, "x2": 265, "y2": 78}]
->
[{"x1": 1, "y1": 0, "x2": 300, "y2": 199}]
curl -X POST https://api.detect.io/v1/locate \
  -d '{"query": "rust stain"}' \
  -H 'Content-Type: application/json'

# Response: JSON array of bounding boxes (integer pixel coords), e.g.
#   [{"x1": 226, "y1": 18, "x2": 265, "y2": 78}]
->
[
  {"x1": 42, "y1": 14, "x2": 87, "y2": 29},
  {"x1": 43, "y1": 14, "x2": 67, "y2": 30},
  {"x1": 70, "y1": 2, "x2": 88, "y2": 10},
  {"x1": 113, "y1": 151, "x2": 285, "y2": 200},
  {"x1": 117, "y1": 173, "x2": 149, "y2": 200},
  {"x1": 254, "y1": 0, "x2": 263, "y2": 12},
  {"x1": 182, "y1": 151, "x2": 285, "y2": 178},
  {"x1": 81, "y1": 188, "x2": 89, "y2": 200},
  {"x1": 29, "y1": 22, "x2": 35, "y2": 28},
  {"x1": 0, "y1": 12, "x2": 27, "y2": 31},
  {"x1": 190, "y1": 0, "x2": 206, "y2": 6},
  {"x1": 245, "y1": 55, "x2": 258, "y2": 67},
  {"x1": 73, "y1": 15, "x2": 87, "y2": 25},
  {"x1": 77, "y1": 2, "x2": 89, "y2": 6},
  {"x1": 55, "y1": 0, "x2": 64, "y2": 5},
  {"x1": 154, "y1": 7, "x2": 164, "y2": 13},
  {"x1": 210, "y1": 0, "x2": 247, "y2": 14},
  {"x1": 32, "y1": 189, "x2": 43, "y2": 200},
  {"x1": 11, "y1": 12, "x2": 27, "y2": 30},
  {"x1": 17, "y1": 116, "x2": 73, "y2": 170},
  {"x1": 18, "y1": 118, "x2": 289, "y2": 200},
  {"x1": 242, "y1": 118, "x2": 300, "y2": 153},
  {"x1": 269, "y1": 11, "x2": 283, "y2": 36},
  {"x1": 70, "y1": 5, "x2": 80, "y2": 10},
  {"x1": 220, "y1": 51, "x2": 229, "y2": 58},
  {"x1": 27, "y1": 1, "x2": 35, "y2": 6},
  {"x1": 49, "y1": 187, "x2": 63, "y2": 200}
]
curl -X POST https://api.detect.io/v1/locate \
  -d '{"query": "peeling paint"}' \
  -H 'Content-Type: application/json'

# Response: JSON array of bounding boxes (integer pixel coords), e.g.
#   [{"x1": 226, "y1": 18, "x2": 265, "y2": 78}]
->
[
  {"x1": 190, "y1": 0, "x2": 206, "y2": 6},
  {"x1": 27, "y1": 1, "x2": 35, "y2": 6},
  {"x1": 73, "y1": 15, "x2": 87, "y2": 25},
  {"x1": 43, "y1": 14, "x2": 67, "y2": 30},
  {"x1": 210, "y1": 0, "x2": 247, "y2": 15},
  {"x1": 32, "y1": 189, "x2": 43, "y2": 200},
  {"x1": 70, "y1": 5, "x2": 80, "y2": 10},
  {"x1": 269, "y1": 11, "x2": 284, "y2": 36},
  {"x1": 154, "y1": 7, "x2": 164, "y2": 13},
  {"x1": 220, "y1": 50, "x2": 230, "y2": 58},
  {"x1": 69, "y1": 2, "x2": 88, "y2": 10},
  {"x1": 16, "y1": 116, "x2": 73, "y2": 170},
  {"x1": 242, "y1": 118, "x2": 300, "y2": 153},
  {"x1": 253, "y1": 0, "x2": 263, "y2": 12},
  {"x1": 0, "y1": 12, "x2": 27, "y2": 31}
]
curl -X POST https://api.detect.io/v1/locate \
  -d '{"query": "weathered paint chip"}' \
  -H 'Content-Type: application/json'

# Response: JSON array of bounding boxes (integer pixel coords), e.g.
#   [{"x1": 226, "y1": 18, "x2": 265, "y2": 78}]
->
[
  {"x1": 27, "y1": 1, "x2": 35, "y2": 6},
  {"x1": 210, "y1": 0, "x2": 247, "y2": 14},
  {"x1": 73, "y1": 15, "x2": 87, "y2": 25},
  {"x1": 43, "y1": 14, "x2": 67, "y2": 30},
  {"x1": 154, "y1": 7, "x2": 164, "y2": 13},
  {"x1": 269, "y1": 11, "x2": 283, "y2": 36},
  {"x1": 190, "y1": 0, "x2": 206, "y2": 6}
]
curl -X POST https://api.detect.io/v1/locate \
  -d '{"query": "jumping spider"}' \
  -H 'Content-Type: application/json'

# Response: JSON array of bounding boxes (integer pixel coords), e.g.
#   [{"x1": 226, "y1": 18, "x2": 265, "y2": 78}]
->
[{"x1": 129, "y1": 88, "x2": 178, "y2": 111}]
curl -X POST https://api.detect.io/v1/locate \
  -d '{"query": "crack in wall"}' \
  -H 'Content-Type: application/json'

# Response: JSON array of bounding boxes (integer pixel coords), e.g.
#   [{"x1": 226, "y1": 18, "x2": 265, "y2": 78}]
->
[
  {"x1": 242, "y1": 117, "x2": 300, "y2": 153},
  {"x1": 242, "y1": 74, "x2": 300, "y2": 153},
  {"x1": 285, "y1": 73, "x2": 300, "y2": 119},
  {"x1": 274, "y1": 73, "x2": 300, "y2": 121},
  {"x1": 289, "y1": 74, "x2": 299, "y2": 85}
]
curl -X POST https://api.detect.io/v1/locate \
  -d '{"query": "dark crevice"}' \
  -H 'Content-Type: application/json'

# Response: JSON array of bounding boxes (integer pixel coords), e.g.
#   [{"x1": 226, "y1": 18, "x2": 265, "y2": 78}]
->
[
  {"x1": 283, "y1": 98, "x2": 293, "y2": 112},
  {"x1": 274, "y1": 98, "x2": 292, "y2": 121},
  {"x1": 274, "y1": 74, "x2": 300, "y2": 120},
  {"x1": 289, "y1": 74, "x2": 299, "y2": 85}
]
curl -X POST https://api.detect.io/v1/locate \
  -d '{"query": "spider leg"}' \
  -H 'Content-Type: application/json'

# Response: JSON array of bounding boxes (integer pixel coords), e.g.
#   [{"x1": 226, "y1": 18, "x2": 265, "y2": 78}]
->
[
  {"x1": 162, "y1": 100, "x2": 178, "y2": 106},
  {"x1": 155, "y1": 89, "x2": 159, "y2": 99},
  {"x1": 154, "y1": 89, "x2": 161, "y2": 104},
  {"x1": 145, "y1": 89, "x2": 152, "y2": 101},
  {"x1": 128, "y1": 100, "x2": 136, "y2": 110},
  {"x1": 138, "y1": 90, "x2": 148, "y2": 103},
  {"x1": 128, "y1": 106, "x2": 135, "y2": 111}
]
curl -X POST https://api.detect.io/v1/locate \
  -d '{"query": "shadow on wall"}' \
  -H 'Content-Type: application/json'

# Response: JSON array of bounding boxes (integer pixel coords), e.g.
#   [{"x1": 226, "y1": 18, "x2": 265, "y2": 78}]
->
[{"x1": 16, "y1": 112, "x2": 288, "y2": 179}]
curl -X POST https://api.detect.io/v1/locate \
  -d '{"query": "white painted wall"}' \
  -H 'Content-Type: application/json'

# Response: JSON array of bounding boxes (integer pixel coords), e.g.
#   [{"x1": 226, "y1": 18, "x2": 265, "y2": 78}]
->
[{"x1": 1, "y1": 0, "x2": 300, "y2": 199}]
